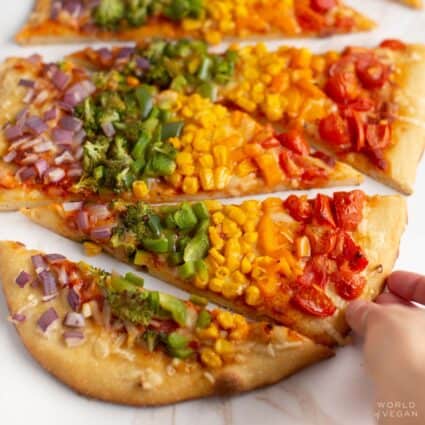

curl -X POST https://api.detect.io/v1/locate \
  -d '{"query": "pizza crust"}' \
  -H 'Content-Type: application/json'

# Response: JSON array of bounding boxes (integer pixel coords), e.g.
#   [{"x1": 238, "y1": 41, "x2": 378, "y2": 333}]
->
[
  {"x1": 21, "y1": 195, "x2": 407, "y2": 347},
  {"x1": 0, "y1": 241, "x2": 332, "y2": 405},
  {"x1": 312, "y1": 45, "x2": 425, "y2": 195}
]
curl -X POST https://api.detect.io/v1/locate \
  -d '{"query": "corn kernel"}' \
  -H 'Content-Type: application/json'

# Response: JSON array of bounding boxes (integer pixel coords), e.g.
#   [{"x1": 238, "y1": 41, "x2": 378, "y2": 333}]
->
[
  {"x1": 182, "y1": 18, "x2": 203, "y2": 31},
  {"x1": 205, "y1": 200, "x2": 222, "y2": 212},
  {"x1": 213, "y1": 145, "x2": 229, "y2": 167},
  {"x1": 194, "y1": 275, "x2": 208, "y2": 289},
  {"x1": 292, "y1": 47, "x2": 313, "y2": 68},
  {"x1": 296, "y1": 235, "x2": 311, "y2": 258},
  {"x1": 224, "y1": 238, "x2": 241, "y2": 270},
  {"x1": 222, "y1": 218, "x2": 241, "y2": 238},
  {"x1": 200, "y1": 347, "x2": 223, "y2": 368},
  {"x1": 199, "y1": 154, "x2": 214, "y2": 169},
  {"x1": 83, "y1": 242, "x2": 102, "y2": 257},
  {"x1": 182, "y1": 176, "x2": 199, "y2": 194},
  {"x1": 214, "y1": 166, "x2": 231, "y2": 190},
  {"x1": 198, "y1": 324, "x2": 219, "y2": 340},
  {"x1": 180, "y1": 164, "x2": 195, "y2": 176},
  {"x1": 278, "y1": 257, "x2": 292, "y2": 278},
  {"x1": 251, "y1": 266, "x2": 266, "y2": 280},
  {"x1": 209, "y1": 248, "x2": 225, "y2": 265},
  {"x1": 245, "y1": 285, "x2": 262, "y2": 306},
  {"x1": 176, "y1": 151, "x2": 193, "y2": 167},
  {"x1": 193, "y1": 137, "x2": 211, "y2": 152},
  {"x1": 209, "y1": 278, "x2": 225, "y2": 293},
  {"x1": 199, "y1": 168, "x2": 215, "y2": 191},
  {"x1": 236, "y1": 159, "x2": 256, "y2": 177},
  {"x1": 209, "y1": 226, "x2": 224, "y2": 250},
  {"x1": 217, "y1": 311, "x2": 235, "y2": 329},
  {"x1": 241, "y1": 200, "x2": 260, "y2": 214},
  {"x1": 212, "y1": 211, "x2": 225, "y2": 224},
  {"x1": 226, "y1": 206, "x2": 246, "y2": 226},
  {"x1": 215, "y1": 266, "x2": 230, "y2": 279},
  {"x1": 232, "y1": 271, "x2": 248, "y2": 285},
  {"x1": 241, "y1": 256, "x2": 252, "y2": 274},
  {"x1": 168, "y1": 173, "x2": 182, "y2": 189},
  {"x1": 132, "y1": 180, "x2": 149, "y2": 199},
  {"x1": 214, "y1": 339, "x2": 234, "y2": 355},
  {"x1": 205, "y1": 31, "x2": 222, "y2": 45}
]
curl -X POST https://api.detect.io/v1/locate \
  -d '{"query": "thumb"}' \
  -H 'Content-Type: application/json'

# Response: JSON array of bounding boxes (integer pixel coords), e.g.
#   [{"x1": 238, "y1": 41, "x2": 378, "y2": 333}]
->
[{"x1": 346, "y1": 300, "x2": 379, "y2": 337}]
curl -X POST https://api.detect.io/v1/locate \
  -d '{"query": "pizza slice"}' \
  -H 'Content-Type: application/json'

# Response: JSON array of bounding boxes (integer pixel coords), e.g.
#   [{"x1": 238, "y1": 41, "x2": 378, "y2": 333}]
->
[
  {"x1": 22, "y1": 190, "x2": 407, "y2": 346},
  {"x1": 69, "y1": 39, "x2": 425, "y2": 194},
  {"x1": 16, "y1": 0, "x2": 375, "y2": 45},
  {"x1": 0, "y1": 241, "x2": 332, "y2": 405},
  {"x1": 0, "y1": 52, "x2": 362, "y2": 211}
]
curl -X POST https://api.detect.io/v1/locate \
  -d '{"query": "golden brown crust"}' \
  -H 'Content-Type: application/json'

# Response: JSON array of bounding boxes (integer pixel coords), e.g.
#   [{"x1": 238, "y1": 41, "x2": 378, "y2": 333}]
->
[
  {"x1": 15, "y1": 0, "x2": 375, "y2": 45},
  {"x1": 21, "y1": 194, "x2": 407, "y2": 346},
  {"x1": 0, "y1": 241, "x2": 332, "y2": 405},
  {"x1": 313, "y1": 45, "x2": 425, "y2": 195}
]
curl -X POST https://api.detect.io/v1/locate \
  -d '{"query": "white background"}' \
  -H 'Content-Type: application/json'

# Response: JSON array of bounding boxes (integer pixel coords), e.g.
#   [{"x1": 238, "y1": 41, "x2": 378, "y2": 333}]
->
[{"x1": 0, "y1": 1, "x2": 424, "y2": 424}]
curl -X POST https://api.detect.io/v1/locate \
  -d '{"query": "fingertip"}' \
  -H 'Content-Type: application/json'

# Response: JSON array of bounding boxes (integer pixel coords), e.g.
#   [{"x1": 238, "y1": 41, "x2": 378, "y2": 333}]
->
[
  {"x1": 376, "y1": 292, "x2": 411, "y2": 306},
  {"x1": 346, "y1": 300, "x2": 372, "y2": 336},
  {"x1": 387, "y1": 271, "x2": 425, "y2": 303}
]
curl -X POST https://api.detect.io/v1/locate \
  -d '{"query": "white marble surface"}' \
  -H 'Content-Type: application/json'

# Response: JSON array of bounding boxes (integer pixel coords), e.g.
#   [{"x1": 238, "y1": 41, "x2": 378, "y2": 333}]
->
[{"x1": 0, "y1": 1, "x2": 424, "y2": 424}]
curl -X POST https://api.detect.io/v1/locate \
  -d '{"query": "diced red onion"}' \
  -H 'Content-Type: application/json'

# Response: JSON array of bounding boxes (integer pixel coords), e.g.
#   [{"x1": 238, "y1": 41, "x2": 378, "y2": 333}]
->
[
  {"x1": 97, "y1": 47, "x2": 113, "y2": 64},
  {"x1": 20, "y1": 137, "x2": 43, "y2": 151},
  {"x1": 19, "y1": 79, "x2": 35, "y2": 88},
  {"x1": 73, "y1": 129, "x2": 86, "y2": 145},
  {"x1": 44, "y1": 63, "x2": 58, "y2": 79},
  {"x1": 74, "y1": 146, "x2": 84, "y2": 160},
  {"x1": 90, "y1": 226, "x2": 112, "y2": 241},
  {"x1": 57, "y1": 101, "x2": 74, "y2": 112},
  {"x1": 45, "y1": 253, "x2": 66, "y2": 264},
  {"x1": 39, "y1": 270, "x2": 58, "y2": 297},
  {"x1": 17, "y1": 166, "x2": 36, "y2": 181},
  {"x1": 52, "y1": 69, "x2": 70, "y2": 90},
  {"x1": 43, "y1": 106, "x2": 58, "y2": 121},
  {"x1": 34, "y1": 90, "x2": 49, "y2": 105},
  {"x1": 51, "y1": 1, "x2": 61, "y2": 20},
  {"x1": 64, "y1": 0, "x2": 83, "y2": 17},
  {"x1": 68, "y1": 167, "x2": 83, "y2": 177},
  {"x1": 62, "y1": 201, "x2": 83, "y2": 212},
  {"x1": 67, "y1": 287, "x2": 80, "y2": 311},
  {"x1": 21, "y1": 153, "x2": 39, "y2": 165},
  {"x1": 76, "y1": 210, "x2": 89, "y2": 231},
  {"x1": 63, "y1": 330, "x2": 85, "y2": 347},
  {"x1": 63, "y1": 80, "x2": 96, "y2": 107},
  {"x1": 4, "y1": 125, "x2": 23, "y2": 141},
  {"x1": 86, "y1": 203, "x2": 110, "y2": 219},
  {"x1": 27, "y1": 54, "x2": 42, "y2": 65},
  {"x1": 116, "y1": 47, "x2": 135, "y2": 61},
  {"x1": 31, "y1": 254, "x2": 47, "y2": 272},
  {"x1": 59, "y1": 115, "x2": 82, "y2": 132},
  {"x1": 47, "y1": 167, "x2": 66, "y2": 183},
  {"x1": 25, "y1": 116, "x2": 48, "y2": 135},
  {"x1": 35, "y1": 140, "x2": 55, "y2": 154},
  {"x1": 54, "y1": 150, "x2": 74, "y2": 165},
  {"x1": 37, "y1": 307, "x2": 58, "y2": 332},
  {"x1": 16, "y1": 107, "x2": 29, "y2": 126},
  {"x1": 64, "y1": 312, "x2": 85, "y2": 328},
  {"x1": 16, "y1": 271, "x2": 31, "y2": 288},
  {"x1": 23, "y1": 89, "x2": 35, "y2": 104},
  {"x1": 8, "y1": 137, "x2": 31, "y2": 151},
  {"x1": 11, "y1": 313, "x2": 26, "y2": 323},
  {"x1": 52, "y1": 127, "x2": 74, "y2": 144},
  {"x1": 135, "y1": 56, "x2": 150, "y2": 70},
  {"x1": 57, "y1": 265, "x2": 69, "y2": 286},
  {"x1": 35, "y1": 159, "x2": 48, "y2": 177},
  {"x1": 101, "y1": 121, "x2": 115, "y2": 137},
  {"x1": 2, "y1": 150, "x2": 17, "y2": 163}
]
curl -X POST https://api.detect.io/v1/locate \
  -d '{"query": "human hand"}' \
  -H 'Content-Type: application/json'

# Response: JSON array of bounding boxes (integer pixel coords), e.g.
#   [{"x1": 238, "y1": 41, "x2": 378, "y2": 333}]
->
[{"x1": 346, "y1": 271, "x2": 425, "y2": 425}]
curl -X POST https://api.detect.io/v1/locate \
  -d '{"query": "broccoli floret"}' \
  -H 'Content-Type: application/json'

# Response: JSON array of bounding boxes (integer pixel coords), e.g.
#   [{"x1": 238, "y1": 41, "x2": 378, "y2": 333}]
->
[
  {"x1": 164, "y1": 0, "x2": 203, "y2": 21},
  {"x1": 110, "y1": 136, "x2": 132, "y2": 161},
  {"x1": 123, "y1": 202, "x2": 152, "y2": 228},
  {"x1": 93, "y1": 0, "x2": 125, "y2": 30},
  {"x1": 107, "y1": 289, "x2": 153, "y2": 325},
  {"x1": 82, "y1": 137, "x2": 110, "y2": 172},
  {"x1": 126, "y1": 0, "x2": 152, "y2": 26}
]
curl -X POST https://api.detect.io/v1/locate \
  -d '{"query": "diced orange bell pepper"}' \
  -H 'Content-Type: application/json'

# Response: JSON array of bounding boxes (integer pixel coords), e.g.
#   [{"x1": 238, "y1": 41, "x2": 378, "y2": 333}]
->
[
  {"x1": 258, "y1": 213, "x2": 281, "y2": 256},
  {"x1": 254, "y1": 153, "x2": 282, "y2": 187}
]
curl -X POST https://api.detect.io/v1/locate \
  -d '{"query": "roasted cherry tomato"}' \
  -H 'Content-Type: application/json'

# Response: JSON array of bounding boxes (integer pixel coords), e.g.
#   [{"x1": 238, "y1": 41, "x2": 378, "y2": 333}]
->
[
  {"x1": 314, "y1": 194, "x2": 336, "y2": 227},
  {"x1": 310, "y1": 0, "x2": 337, "y2": 14},
  {"x1": 379, "y1": 39, "x2": 407, "y2": 51},
  {"x1": 292, "y1": 285, "x2": 336, "y2": 317},
  {"x1": 261, "y1": 136, "x2": 280, "y2": 148},
  {"x1": 347, "y1": 110, "x2": 366, "y2": 151},
  {"x1": 365, "y1": 123, "x2": 391, "y2": 151},
  {"x1": 279, "y1": 149, "x2": 301, "y2": 177},
  {"x1": 343, "y1": 235, "x2": 369, "y2": 272},
  {"x1": 312, "y1": 151, "x2": 336, "y2": 167},
  {"x1": 319, "y1": 113, "x2": 352, "y2": 150},
  {"x1": 284, "y1": 195, "x2": 313, "y2": 222},
  {"x1": 367, "y1": 147, "x2": 388, "y2": 171},
  {"x1": 332, "y1": 270, "x2": 366, "y2": 300},
  {"x1": 356, "y1": 57, "x2": 390, "y2": 90},
  {"x1": 325, "y1": 71, "x2": 360, "y2": 103},
  {"x1": 305, "y1": 226, "x2": 337, "y2": 255},
  {"x1": 333, "y1": 190, "x2": 365, "y2": 231},
  {"x1": 276, "y1": 129, "x2": 310, "y2": 156}
]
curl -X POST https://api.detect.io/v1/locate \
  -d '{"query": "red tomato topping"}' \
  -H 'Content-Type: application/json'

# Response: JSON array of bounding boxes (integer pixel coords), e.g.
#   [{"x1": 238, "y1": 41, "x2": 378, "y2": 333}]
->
[
  {"x1": 356, "y1": 57, "x2": 390, "y2": 90},
  {"x1": 343, "y1": 235, "x2": 369, "y2": 272},
  {"x1": 319, "y1": 113, "x2": 352, "y2": 151},
  {"x1": 310, "y1": 0, "x2": 337, "y2": 13},
  {"x1": 305, "y1": 226, "x2": 337, "y2": 255},
  {"x1": 284, "y1": 195, "x2": 313, "y2": 222},
  {"x1": 332, "y1": 270, "x2": 366, "y2": 300},
  {"x1": 292, "y1": 285, "x2": 336, "y2": 318},
  {"x1": 333, "y1": 190, "x2": 365, "y2": 231},
  {"x1": 347, "y1": 110, "x2": 365, "y2": 151},
  {"x1": 261, "y1": 136, "x2": 280, "y2": 148},
  {"x1": 279, "y1": 149, "x2": 301, "y2": 177},
  {"x1": 365, "y1": 123, "x2": 391, "y2": 151},
  {"x1": 325, "y1": 71, "x2": 359, "y2": 103},
  {"x1": 380, "y1": 39, "x2": 407, "y2": 51},
  {"x1": 313, "y1": 194, "x2": 336, "y2": 227},
  {"x1": 312, "y1": 151, "x2": 336, "y2": 167},
  {"x1": 276, "y1": 129, "x2": 310, "y2": 156}
]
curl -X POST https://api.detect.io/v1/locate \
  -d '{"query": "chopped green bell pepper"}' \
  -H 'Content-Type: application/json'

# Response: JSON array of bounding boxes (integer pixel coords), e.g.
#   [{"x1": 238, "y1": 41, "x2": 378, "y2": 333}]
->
[
  {"x1": 159, "y1": 293, "x2": 187, "y2": 326},
  {"x1": 124, "y1": 272, "x2": 145, "y2": 287},
  {"x1": 174, "y1": 203, "x2": 198, "y2": 230},
  {"x1": 142, "y1": 236, "x2": 169, "y2": 253},
  {"x1": 178, "y1": 260, "x2": 196, "y2": 279},
  {"x1": 161, "y1": 121, "x2": 184, "y2": 140},
  {"x1": 196, "y1": 309, "x2": 211, "y2": 329}
]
